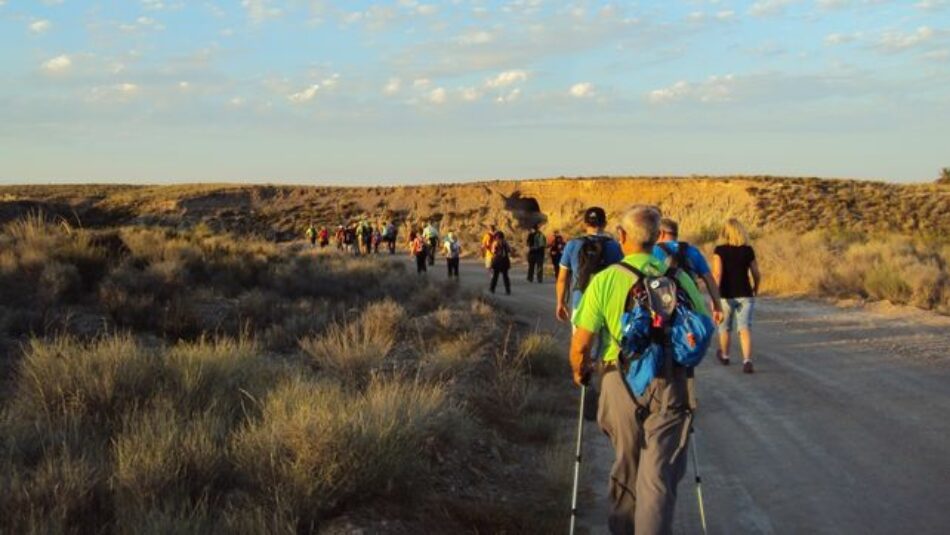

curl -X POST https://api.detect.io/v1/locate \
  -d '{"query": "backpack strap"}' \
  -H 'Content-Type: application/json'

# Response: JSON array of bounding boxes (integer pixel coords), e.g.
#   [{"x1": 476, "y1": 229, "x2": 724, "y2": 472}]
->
[{"x1": 677, "y1": 241, "x2": 690, "y2": 274}]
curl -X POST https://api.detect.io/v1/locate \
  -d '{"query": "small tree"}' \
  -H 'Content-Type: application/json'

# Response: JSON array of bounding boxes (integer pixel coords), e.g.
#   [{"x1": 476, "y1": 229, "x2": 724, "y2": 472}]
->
[{"x1": 939, "y1": 167, "x2": 950, "y2": 185}]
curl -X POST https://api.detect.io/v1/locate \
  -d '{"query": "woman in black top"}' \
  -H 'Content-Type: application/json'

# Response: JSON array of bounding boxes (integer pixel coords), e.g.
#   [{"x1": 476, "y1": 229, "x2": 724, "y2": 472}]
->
[{"x1": 712, "y1": 218, "x2": 762, "y2": 373}]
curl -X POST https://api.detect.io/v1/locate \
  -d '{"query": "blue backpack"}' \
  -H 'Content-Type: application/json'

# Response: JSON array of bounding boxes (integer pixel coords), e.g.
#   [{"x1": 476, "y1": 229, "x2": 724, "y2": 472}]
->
[{"x1": 614, "y1": 262, "x2": 715, "y2": 397}]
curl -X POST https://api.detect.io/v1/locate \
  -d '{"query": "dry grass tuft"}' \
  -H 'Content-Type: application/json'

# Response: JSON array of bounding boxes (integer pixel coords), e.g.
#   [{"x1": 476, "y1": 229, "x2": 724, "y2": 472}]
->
[
  {"x1": 231, "y1": 377, "x2": 452, "y2": 525},
  {"x1": 299, "y1": 300, "x2": 405, "y2": 385}
]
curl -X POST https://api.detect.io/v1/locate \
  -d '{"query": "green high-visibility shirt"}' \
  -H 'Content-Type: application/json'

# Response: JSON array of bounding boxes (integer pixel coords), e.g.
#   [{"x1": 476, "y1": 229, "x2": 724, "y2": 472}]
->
[{"x1": 572, "y1": 252, "x2": 710, "y2": 364}]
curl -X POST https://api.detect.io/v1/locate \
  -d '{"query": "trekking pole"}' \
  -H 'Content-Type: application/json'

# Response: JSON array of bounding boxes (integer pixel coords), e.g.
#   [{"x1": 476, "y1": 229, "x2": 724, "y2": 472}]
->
[
  {"x1": 690, "y1": 427, "x2": 708, "y2": 535},
  {"x1": 569, "y1": 385, "x2": 586, "y2": 535}
]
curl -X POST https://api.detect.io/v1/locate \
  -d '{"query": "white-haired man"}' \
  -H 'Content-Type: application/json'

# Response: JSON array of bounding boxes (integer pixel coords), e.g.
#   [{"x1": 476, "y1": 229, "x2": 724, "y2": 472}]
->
[{"x1": 569, "y1": 205, "x2": 710, "y2": 535}]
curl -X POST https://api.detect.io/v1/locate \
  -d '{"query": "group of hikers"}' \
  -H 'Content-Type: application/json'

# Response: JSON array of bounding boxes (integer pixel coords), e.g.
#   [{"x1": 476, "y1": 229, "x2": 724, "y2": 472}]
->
[
  {"x1": 305, "y1": 219, "x2": 400, "y2": 256},
  {"x1": 305, "y1": 206, "x2": 762, "y2": 534}
]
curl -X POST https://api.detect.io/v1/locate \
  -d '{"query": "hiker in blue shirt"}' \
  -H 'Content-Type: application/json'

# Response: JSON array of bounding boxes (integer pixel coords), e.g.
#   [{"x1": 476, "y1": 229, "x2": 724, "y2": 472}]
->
[
  {"x1": 652, "y1": 218, "x2": 724, "y2": 326},
  {"x1": 555, "y1": 206, "x2": 624, "y2": 323}
]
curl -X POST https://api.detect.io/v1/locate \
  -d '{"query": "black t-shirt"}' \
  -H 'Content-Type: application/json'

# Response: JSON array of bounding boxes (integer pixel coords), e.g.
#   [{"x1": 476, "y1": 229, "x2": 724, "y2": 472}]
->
[{"x1": 714, "y1": 245, "x2": 756, "y2": 298}]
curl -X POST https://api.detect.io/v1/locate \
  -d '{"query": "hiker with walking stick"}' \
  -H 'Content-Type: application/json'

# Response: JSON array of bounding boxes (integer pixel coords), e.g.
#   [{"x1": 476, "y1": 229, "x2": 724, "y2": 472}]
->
[{"x1": 568, "y1": 205, "x2": 714, "y2": 535}]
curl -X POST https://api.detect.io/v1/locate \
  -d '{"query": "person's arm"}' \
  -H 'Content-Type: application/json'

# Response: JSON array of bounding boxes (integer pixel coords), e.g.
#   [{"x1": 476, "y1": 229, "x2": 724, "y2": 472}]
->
[
  {"x1": 556, "y1": 268, "x2": 572, "y2": 322},
  {"x1": 712, "y1": 252, "x2": 723, "y2": 287},
  {"x1": 701, "y1": 271, "x2": 724, "y2": 324},
  {"x1": 750, "y1": 259, "x2": 762, "y2": 297},
  {"x1": 569, "y1": 327, "x2": 595, "y2": 386}
]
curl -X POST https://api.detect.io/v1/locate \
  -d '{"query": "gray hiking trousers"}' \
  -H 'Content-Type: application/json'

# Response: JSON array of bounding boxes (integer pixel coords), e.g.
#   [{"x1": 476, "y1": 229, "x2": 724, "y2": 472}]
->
[{"x1": 597, "y1": 368, "x2": 691, "y2": 535}]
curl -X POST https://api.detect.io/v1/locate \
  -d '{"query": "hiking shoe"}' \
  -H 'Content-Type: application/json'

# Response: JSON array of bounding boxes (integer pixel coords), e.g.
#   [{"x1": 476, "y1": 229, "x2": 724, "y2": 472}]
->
[
  {"x1": 743, "y1": 361, "x2": 754, "y2": 374},
  {"x1": 716, "y1": 350, "x2": 730, "y2": 366}
]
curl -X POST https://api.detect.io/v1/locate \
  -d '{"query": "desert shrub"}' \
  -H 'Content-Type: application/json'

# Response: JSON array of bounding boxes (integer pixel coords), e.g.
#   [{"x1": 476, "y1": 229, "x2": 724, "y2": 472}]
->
[
  {"x1": 864, "y1": 264, "x2": 912, "y2": 303},
  {"x1": 0, "y1": 447, "x2": 109, "y2": 535},
  {"x1": 7, "y1": 335, "x2": 166, "y2": 429},
  {"x1": 753, "y1": 231, "x2": 833, "y2": 295},
  {"x1": 164, "y1": 336, "x2": 282, "y2": 422},
  {"x1": 230, "y1": 377, "x2": 451, "y2": 528},
  {"x1": 518, "y1": 333, "x2": 563, "y2": 378},
  {"x1": 111, "y1": 401, "x2": 223, "y2": 513},
  {"x1": 0, "y1": 214, "x2": 110, "y2": 321},
  {"x1": 299, "y1": 300, "x2": 405, "y2": 385},
  {"x1": 419, "y1": 334, "x2": 481, "y2": 380}
]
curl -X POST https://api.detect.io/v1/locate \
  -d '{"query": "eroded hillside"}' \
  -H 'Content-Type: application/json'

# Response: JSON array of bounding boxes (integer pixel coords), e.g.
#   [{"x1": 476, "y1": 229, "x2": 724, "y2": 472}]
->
[{"x1": 2, "y1": 176, "x2": 948, "y2": 244}]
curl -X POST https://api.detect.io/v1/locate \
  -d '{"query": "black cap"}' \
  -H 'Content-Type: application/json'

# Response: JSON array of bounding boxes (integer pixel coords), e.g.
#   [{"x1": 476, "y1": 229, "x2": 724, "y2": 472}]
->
[{"x1": 584, "y1": 206, "x2": 606, "y2": 227}]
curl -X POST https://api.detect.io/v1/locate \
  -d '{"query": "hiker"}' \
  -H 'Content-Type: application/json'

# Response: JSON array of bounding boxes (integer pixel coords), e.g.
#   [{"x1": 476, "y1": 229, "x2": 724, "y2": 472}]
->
[
  {"x1": 549, "y1": 230, "x2": 566, "y2": 279},
  {"x1": 569, "y1": 205, "x2": 712, "y2": 534},
  {"x1": 481, "y1": 224, "x2": 497, "y2": 271},
  {"x1": 712, "y1": 218, "x2": 761, "y2": 373},
  {"x1": 305, "y1": 223, "x2": 317, "y2": 248},
  {"x1": 526, "y1": 223, "x2": 547, "y2": 283},
  {"x1": 318, "y1": 226, "x2": 329, "y2": 248},
  {"x1": 653, "y1": 218, "x2": 724, "y2": 325},
  {"x1": 360, "y1": 219, "x2": 373, "y2": 255},
  {"x1": 335, "y1": 225, "x2": 345, "y2": 250},
  {"x1": 423, "y1": 221, "x2": 440, "y2": 266},
  {"x1": 443, "y1": 232, "x2": 461, "y2": 279},
  {"x1": 345, "y1": 224, "x2": 359, "y2": 256},
  {"x1": 489, "y1": 231, "x2": 512, "y2": 295},
  {"x1": 382, "y1": 221, "x2": 397, "y2": 254},
  {"x1": 556, "y1": 207, "x2": 624, "y2": 323},
  {"x1": 372, "y1": 226, "x2": 382, "y2": 254},
  {"x1": 409, "y1": 231, "x2": 427, "y2": 274}
]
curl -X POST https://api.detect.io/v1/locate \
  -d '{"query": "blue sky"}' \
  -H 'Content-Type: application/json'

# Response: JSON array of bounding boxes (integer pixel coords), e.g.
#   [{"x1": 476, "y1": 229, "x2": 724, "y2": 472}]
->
[{"x1": 1, "y1": 0, "x2": 948, "y2": 184}]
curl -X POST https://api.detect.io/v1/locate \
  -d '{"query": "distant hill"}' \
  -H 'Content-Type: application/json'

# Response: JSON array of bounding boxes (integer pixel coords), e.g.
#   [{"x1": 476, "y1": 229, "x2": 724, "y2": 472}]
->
[{"x1": 2, "y1": 176, "x2": 948, "y2": 242}]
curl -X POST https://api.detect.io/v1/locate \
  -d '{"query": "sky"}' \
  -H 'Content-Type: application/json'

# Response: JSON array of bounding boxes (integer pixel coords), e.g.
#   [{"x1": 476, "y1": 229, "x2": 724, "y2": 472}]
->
[{"x1": 1, "y1": 0, "x2": 948, "y2": 185}]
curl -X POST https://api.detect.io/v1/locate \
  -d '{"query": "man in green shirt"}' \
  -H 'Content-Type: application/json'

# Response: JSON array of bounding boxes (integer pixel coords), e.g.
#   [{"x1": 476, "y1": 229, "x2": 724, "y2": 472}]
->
[{"x1": 569, "y1": 205, "x2": 709, "y2": 535}]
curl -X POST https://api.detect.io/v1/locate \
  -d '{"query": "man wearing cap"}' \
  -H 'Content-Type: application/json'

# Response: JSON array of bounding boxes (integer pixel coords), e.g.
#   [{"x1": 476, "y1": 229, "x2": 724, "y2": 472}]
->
[{"x1": 556, "y1": 207, "x2": 624, "y2": 323}]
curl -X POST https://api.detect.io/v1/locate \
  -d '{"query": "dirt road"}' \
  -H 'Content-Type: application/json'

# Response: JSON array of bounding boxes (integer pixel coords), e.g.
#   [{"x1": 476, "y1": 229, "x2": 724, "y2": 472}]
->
[{"x1": 434, "y1": 258, "x2": 950, "y2": 534}]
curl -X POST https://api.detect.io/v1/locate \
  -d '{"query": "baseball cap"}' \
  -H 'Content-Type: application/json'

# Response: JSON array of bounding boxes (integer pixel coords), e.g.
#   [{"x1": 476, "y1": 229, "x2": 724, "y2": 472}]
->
[{"x1": 584, "y1": 206, "x2": 607, "y2": 227}]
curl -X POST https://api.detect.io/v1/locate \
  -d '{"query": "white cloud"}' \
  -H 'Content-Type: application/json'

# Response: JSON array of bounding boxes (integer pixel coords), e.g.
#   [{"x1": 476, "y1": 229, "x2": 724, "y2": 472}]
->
[
  {"x1": 648, "y1": 75, "x2": 736, "y2": 104},
  {"x1": 749, "y1": 0, "x2": 797, "y2": 16},
  {"x1": 459, "y1": 87, "x2": 481, "y2": 102},
  {"x1": 29, "y1": 19, "x2": 51, "y2": 34},
  {"x1": 427, "y1": 87, "x2": 447, "y2": 104},
  {"x1": 242, "y1": 0, "x2": 282, "y2": 23},
  {"x1": 413, "y1": 78, "x2": 432, "y2": 88},
  {"x1": 383, "y1": 77, "x2": 401, "y2": 95},
  {"x1": 716, "y1": 10, "x2": 736, "y2": 21},
  {"x1": 458, "y1": 30, "x2": 494, "y2": 45},
  {"x1": 569, "y1": 82, "x2": 595, "y2": 98},
  {"x1": 178, "y1": 81, "x2": 190, "y2": 90},
  {"x1": 495, "y1": 87, "x2": 521, "y2": 104},
  {"x1": 915, "y1": 0, "x2": 948, "y2": 10},
  {"x1": 229, "y1": 97, "x2": 246, "y2": 107},
  {"x1": 288, "y1": 84, "x2": 320, "y2": 103},
  {"x1": 119, "y1": 16, "x2": 165, "y2": 33},
  {"x1": 877, "y1": 26, "x2": 934, "y2": 52},
  {"x1": 825, "y1": 32, "x2": 860, "y2": 45},
  {"x1": 923, "y1": 48, "x2": 949, "y2": 61},
  {"x1": 41, "y1": 54, "x2": 71, "y2": 73},
  {"x1": 116, "y1": 83, "x2": 139, "y2": 94},
  {"x1": 321, "y1": 73, "x2": 340, "y2": 89},
  {"x1": 816, "y1": 0, "x2": 851, "y2": 9},
  {"x1": 485, "y1": 69, "x2": 527, "y2": 88},
  {"x1": 88, "y1": 82, "x2": 141, "y2": 103}
]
